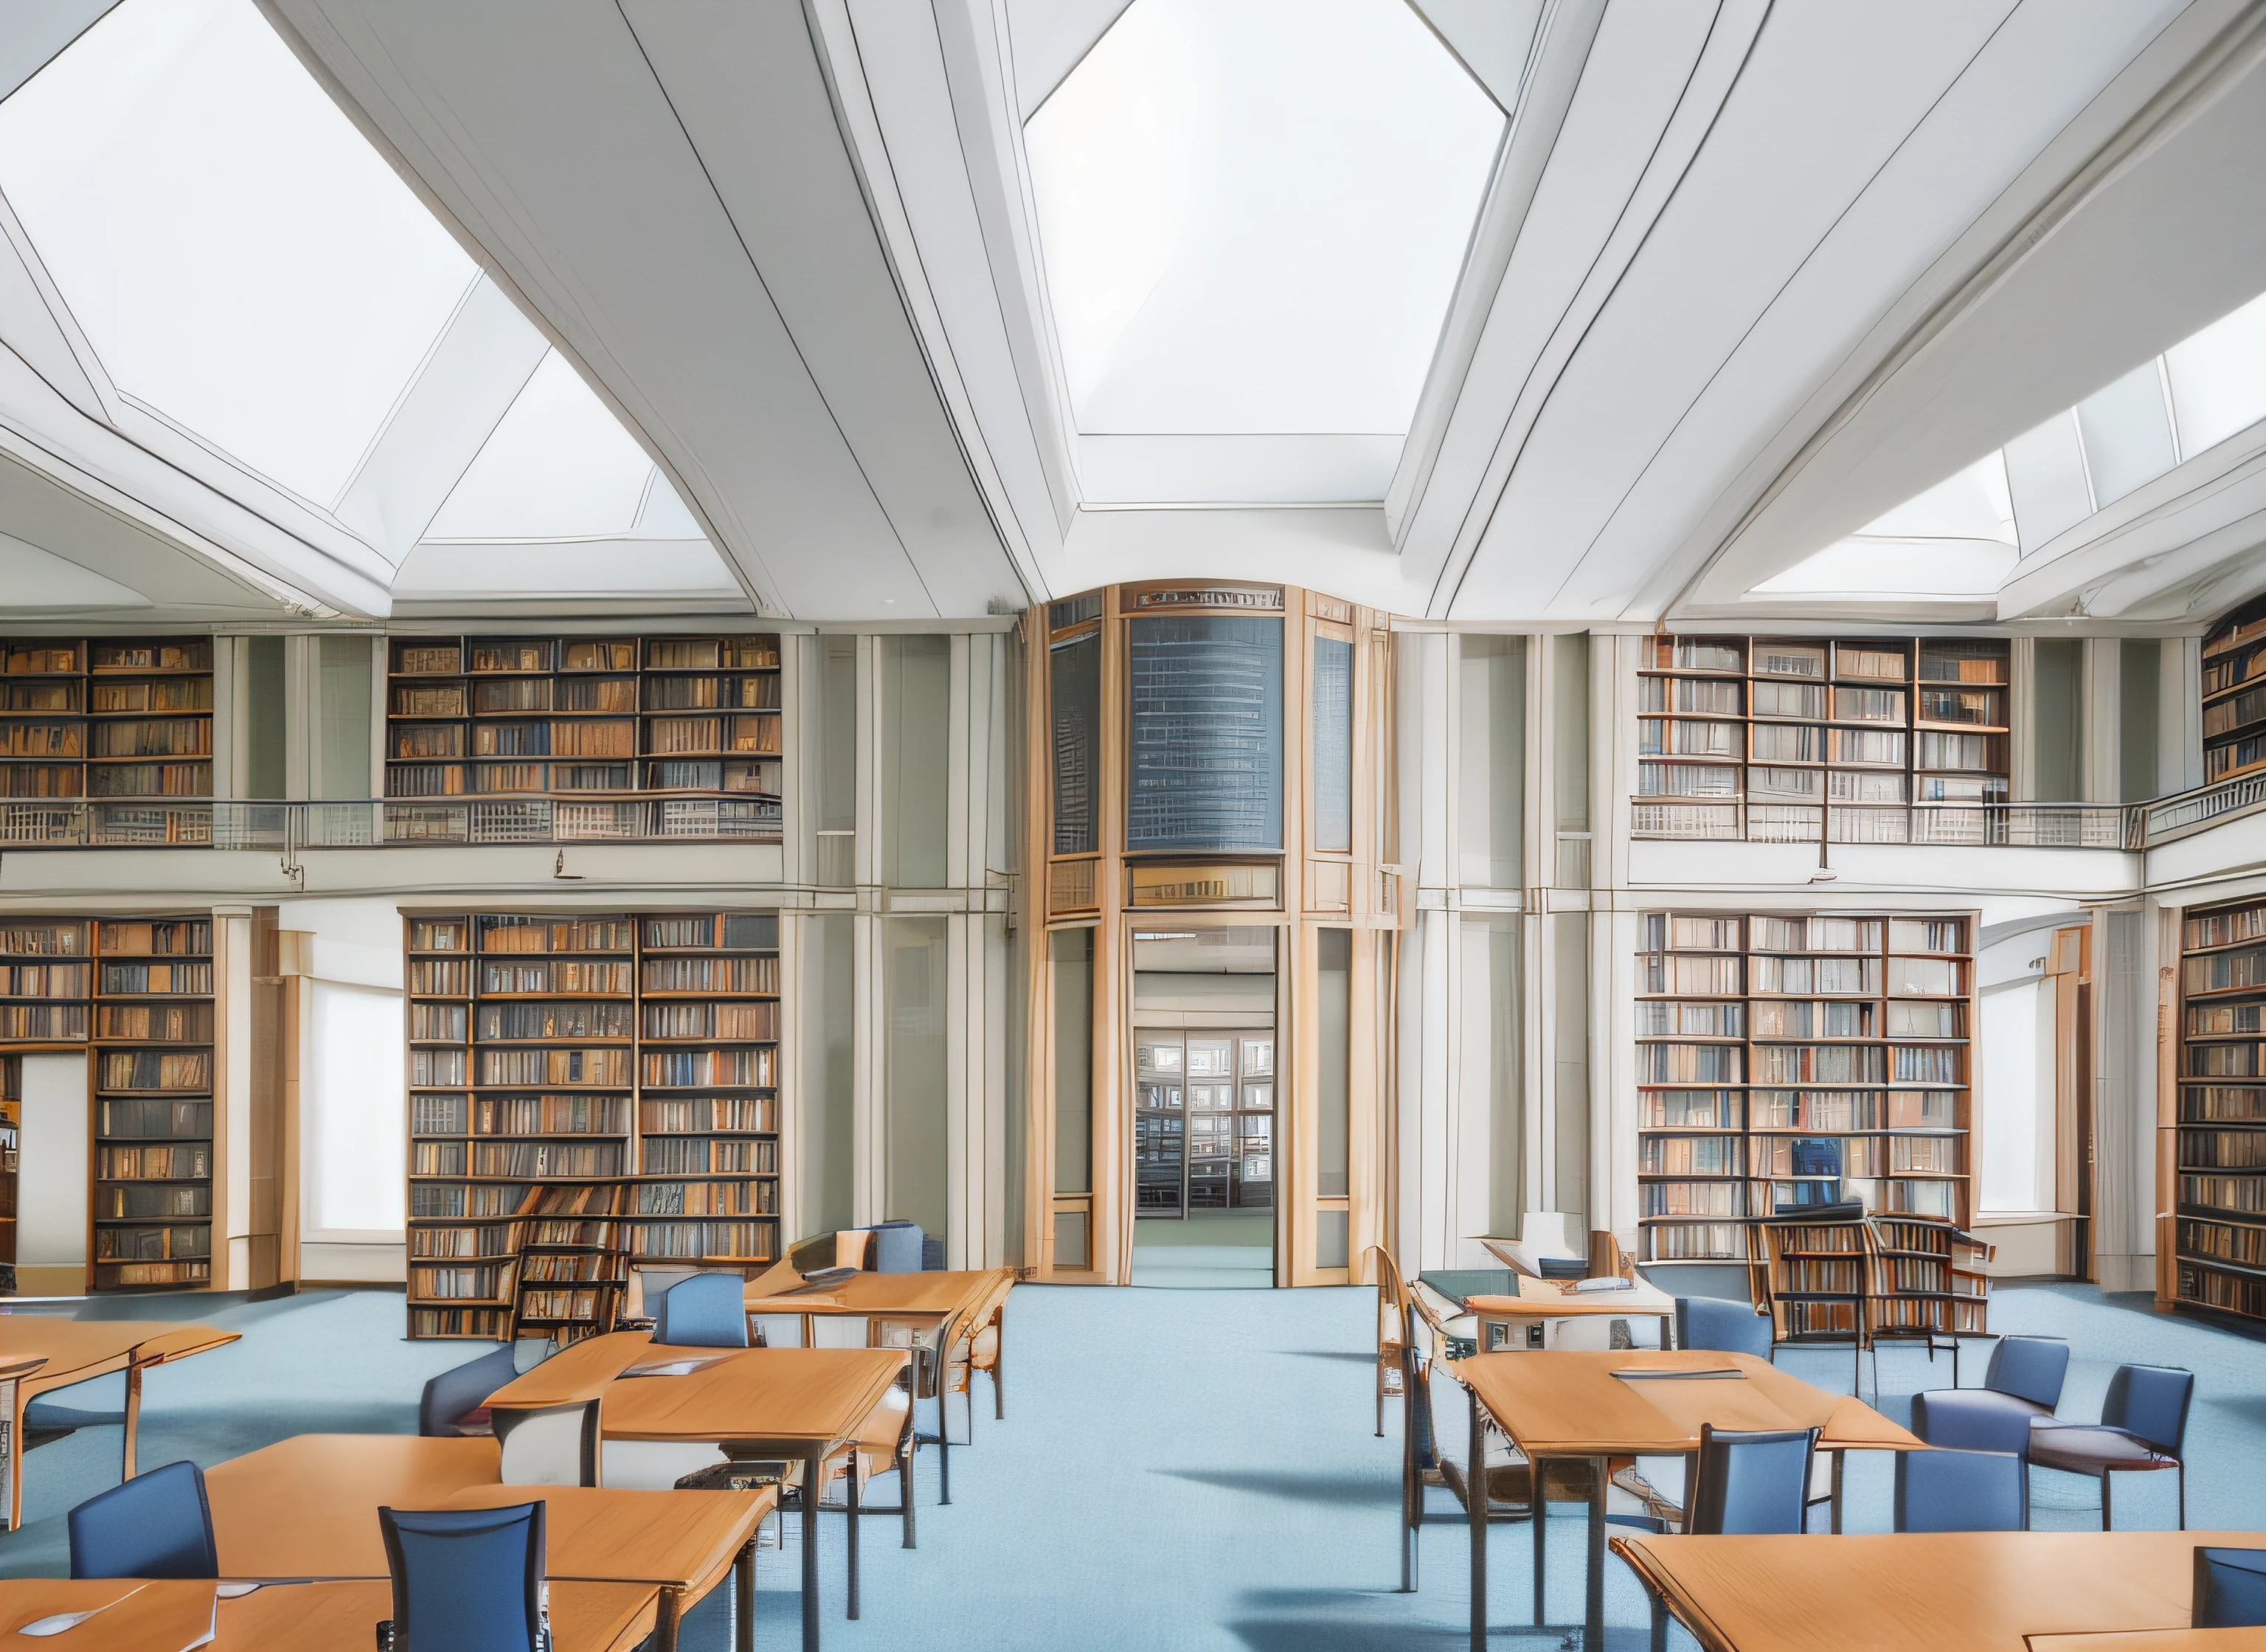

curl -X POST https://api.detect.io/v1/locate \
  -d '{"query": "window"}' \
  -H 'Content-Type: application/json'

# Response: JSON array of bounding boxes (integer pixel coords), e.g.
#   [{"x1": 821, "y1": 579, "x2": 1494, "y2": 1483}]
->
[
  {"x1": 885, "y1": 917, "x2": 949, "y2": 1238},
  {"x1": 1312, "y1": 637, "x2": 1353, "y2": 853},
  {"x1": 1051, "y1": 627, "x2": 1101, "y2": 855},
  {"x1": 1458, "y1": 636, "x2": 1523, "y2": 885},
  {"x1": 1126, "y1": 616, "x2": 1283, "y2": 851},
  {"x1": 309, "y1": 982, "x2": 404, "y2": 1234},
  {"x1": 883, "y1": 637, "x2": 950, "y2": 888},
  {"x1": 1052, "y1": 929, "x2": 1094, "y2": 1196}
]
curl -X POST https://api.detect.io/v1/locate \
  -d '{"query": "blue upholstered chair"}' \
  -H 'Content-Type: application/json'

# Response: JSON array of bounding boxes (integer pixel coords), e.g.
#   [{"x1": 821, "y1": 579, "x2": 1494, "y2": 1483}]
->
[
  {"x1": 494, "y1": 1398, "x2": 601, "y2": 1487},
  {"x1": 651, "y1": 1272, "x2": 749, "y2": 1349},
  {"x1": 1895, "y1": 1447, "x2": 2026, "y2": 1533},
  {"x1": 378, "y1": 1502, "x2": 547, "y2": 1652},
  {"x1": 1910, "y1": 1389, "x2": 2036, "y2": 1460},
  {"x1": 1684, "y1": 1424, "x2": 1820, "y2": 1535},
  {"x1": 1981, "y1": 1336, "x2": 2069, "y2": 1416},
  {"x1": 67, "y1": 1460, "x2": 217, "y2": 1580},
  {"x1": 2029, "y1": 1364, "x2": 2194, "y2": 1530},
  {"x1": 870, "y1": 1220, "x2": 926, "y2": 1274},
  {"x1": 417, "y1": 1344, "x2": 519, "y2": 1437},
  {"x1": 1674, "y1": 1297, "x2": 1772, "y2": 1359},
  {"x1": 2195, "y1": 1547, "x2": 2266, "y2": 1627}
]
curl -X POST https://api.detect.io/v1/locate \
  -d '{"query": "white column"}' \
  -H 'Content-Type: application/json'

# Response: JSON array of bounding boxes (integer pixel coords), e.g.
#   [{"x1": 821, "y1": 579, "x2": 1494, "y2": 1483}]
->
[{"x1": 16, "y1": 1053, "x2": 89, "y2": 1296}]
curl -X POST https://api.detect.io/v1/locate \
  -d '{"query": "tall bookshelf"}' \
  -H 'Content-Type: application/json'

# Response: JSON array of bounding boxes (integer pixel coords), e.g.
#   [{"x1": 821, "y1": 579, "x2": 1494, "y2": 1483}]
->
[
  {"x1": 1635, "y1": 636, "x2": 2009, "y2": 836},
  {"x1": 0, "y1": 915, "x2": 215, "y2": 1294},
  {"x1": 2202, "y1": 598, "x2": 2266, "y2": 784},
  {"x1": 0, "y1": 638, "x2": 213, "y2": 802},
  {"x1": 91, "y1": 919, "x2": 215, "y2": 1289},
  {"x1": 1637, "y1": 909, "x2": 1975, "y2": 1267},
  {"x1": 2172, "y1": 895, "x2": 2266, "y2": 1321},
  {"x1": 384, "y1": 635, "x2": 782, "y2": 837},
  {"x1": 404, "y1": 909, "x2": 783, "y2": 1339}
]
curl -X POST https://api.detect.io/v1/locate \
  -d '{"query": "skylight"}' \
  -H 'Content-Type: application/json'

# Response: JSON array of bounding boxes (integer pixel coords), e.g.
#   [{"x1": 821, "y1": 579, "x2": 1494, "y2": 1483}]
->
[
  {"x1": 0, "y1": 0, "x2": 477, "y2": 507},
  {"x1": 1764, "y1": 288, "x2": 2266, "y2": 599},
  {"x1": 1025, "y1": 0, "x2": 1503, "y2": 437},
  {"x1": 423, "y1": 351, "x2": 669, "y2": 542}
]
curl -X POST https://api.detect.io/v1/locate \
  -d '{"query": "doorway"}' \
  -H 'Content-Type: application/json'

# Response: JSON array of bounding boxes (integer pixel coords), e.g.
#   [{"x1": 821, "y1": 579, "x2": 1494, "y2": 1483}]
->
[{"x1": 1129, "y1": 927, "x2": 1275, "y2": 1287}]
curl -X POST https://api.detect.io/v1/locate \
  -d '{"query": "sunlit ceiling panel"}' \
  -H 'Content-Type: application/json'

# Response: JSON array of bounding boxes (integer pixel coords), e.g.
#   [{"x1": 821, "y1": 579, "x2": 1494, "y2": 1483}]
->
[
  {"x1": 0, "y1": 0, "x2": 477, "y2": 507},
  {"x1": 1025, "y1": 0, "x2": 1502, "y2": 437},
  {"x1": 423, "y1": 350, "x2": 668, "y2": 542}
]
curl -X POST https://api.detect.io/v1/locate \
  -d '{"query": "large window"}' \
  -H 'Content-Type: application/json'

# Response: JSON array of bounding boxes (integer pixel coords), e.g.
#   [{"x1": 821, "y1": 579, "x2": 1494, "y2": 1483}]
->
[
  {"x1": 1051, "y1": 616, "x2": 1101, "y2": 856},
  {"x1": 1312, "y1": 637, "x2": 1353, "y2": 854},
  {"x1": 1126, "y1": 616, "x2": 1283, "y2": 852}
]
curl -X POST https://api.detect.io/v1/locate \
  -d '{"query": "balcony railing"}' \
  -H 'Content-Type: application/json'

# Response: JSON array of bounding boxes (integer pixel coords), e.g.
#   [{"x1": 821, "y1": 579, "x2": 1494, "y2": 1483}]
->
[
  {"x1": 1629, "y1": 800, "x2": 2132, "y2": 850},
  {"x1": 0, "y1": 796, "x2": 782, "y2": 850},
  {"x1": 2132, "y1": 773, "x2": 2266, "y2": 847}
]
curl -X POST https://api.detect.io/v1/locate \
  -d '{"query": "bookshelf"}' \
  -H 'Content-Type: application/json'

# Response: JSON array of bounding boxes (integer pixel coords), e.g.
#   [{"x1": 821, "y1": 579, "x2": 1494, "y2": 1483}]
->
[
  {"x1": 91, "y1": 918, "x2": 215, "y2": 1290},
  {"x1": 2172, "y1": 895, "x2": 2266, "y2": 1322},
  {"x1": 384, "y1": 635, "x2": 781, "y2": 837},
  {"x1": 0, "y1": 637, "x2": 213, "y2": 802},
  {"x1": 404, "y1": 909, "x2": 783, "y2": 1339},
  {"x1": 2202, "y1": 597, "x2": 2266, "y2": 784},
  {"x1": 1635, "y1": 636, "x2": 2009, "y2": 836},
  {"x1": 1753, "y1": 1211, "x2": 1992, "y2": 1353},
  {"x1": 1637, "y1": 909, "x2": 1976, "y2": 1266}
]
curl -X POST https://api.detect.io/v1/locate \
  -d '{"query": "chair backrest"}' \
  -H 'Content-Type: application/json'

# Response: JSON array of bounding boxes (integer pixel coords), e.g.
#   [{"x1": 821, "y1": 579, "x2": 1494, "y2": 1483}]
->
[
  {"x1": 67, "y1": 1460, "x2": 217, "y2": 1580},
  {"x1": 380, "y1": 1502, "x2": 546, "y2": 1652},
  {"x1": 494, "y1": 1398, "x2": 600, "y2": 1487},
  {"x1": 870, "y1": 1221, "x2": 924, "y2": 1274},
  {"x1": 2103, "y1": 1364, "x2": 2194, "y2": 1454},
  {"x1": 2196, "y1": 1547, "x2": 2266, "y2": 1628},
  {"x1": 834, "y1": 1229, "x2": 876, "y2": 1271},
  {"x1": 1684, "y1": 1425, "x2": 1818, "y2": 1536},
  {"x1": 1910, "y1": 1391, "x2": 2035, "y2": 1459},
  {"x1": 1982, "y1": 1336, "x2": 2069, "y2": 1411},
  {"x1": 1676, "y1": 1296, "x2": 1772, "y2": 1359},
  {"x1": 1893, "y1": 1447, "x2": 2026, "y2": 1533},
  {"x1": 651, "y1": 1272, "x2": 749, "y2": 1348},
  {"x1": 630, "y1": 1266, "x2": 705, "y2": 1319},
  {"x1": 418, "y1": 1344, "x2": 520, "y2": 1437},
  {"x1": 1369, "y1": 1245, "x2": 1407, "y2": 1351}
]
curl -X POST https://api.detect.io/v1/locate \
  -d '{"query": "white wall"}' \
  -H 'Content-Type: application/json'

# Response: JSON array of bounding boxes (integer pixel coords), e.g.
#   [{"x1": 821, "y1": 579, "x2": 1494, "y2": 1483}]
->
[{"x1": 18, "y1": 1052, "x2": 87, "y2": 1294}]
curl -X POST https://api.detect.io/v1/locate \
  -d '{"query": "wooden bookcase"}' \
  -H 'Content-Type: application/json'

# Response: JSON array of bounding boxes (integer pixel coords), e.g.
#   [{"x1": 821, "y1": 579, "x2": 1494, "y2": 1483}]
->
[
  {"x1": 1637, "y1": 909, "x2": 1976, "y2": 1267},
  {"x1": 2171, "y1": 895, "x2": 2266, "y2": 1321},
  {"x1": 2202, "y1": 599, "x2": 2266, "y2": 784},
  {"x1": 1754, "y1": 1211, "x2": 1992, "y2": 1350},
  {"x1": 405, "y1": 909, "x2": 783, "y2": 1339},
  {"x1": 384, "y1": 635, "x2": 782, "y2": 837},
  {"x1": 1635, "y1": 636, "x2": 2009, "y2": 835},
  {"x1": 0, "y1": 914, "x2": 215, "y2": 1294},
  {"x1": 0, "y1": 637, "x2": 213, "y2": 803}
]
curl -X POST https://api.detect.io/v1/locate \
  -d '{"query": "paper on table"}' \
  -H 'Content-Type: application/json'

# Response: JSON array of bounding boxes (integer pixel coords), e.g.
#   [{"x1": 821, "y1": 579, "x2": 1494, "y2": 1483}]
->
[{"x1": 1613, "y1": 1367, "x2": 1746, "y2": 1381}]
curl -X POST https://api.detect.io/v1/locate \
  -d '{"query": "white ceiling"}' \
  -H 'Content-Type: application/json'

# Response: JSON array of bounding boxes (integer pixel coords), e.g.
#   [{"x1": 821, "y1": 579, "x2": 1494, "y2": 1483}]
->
[{"x1": 0, "y1": 0, "x2": 2256, "y2": 631}]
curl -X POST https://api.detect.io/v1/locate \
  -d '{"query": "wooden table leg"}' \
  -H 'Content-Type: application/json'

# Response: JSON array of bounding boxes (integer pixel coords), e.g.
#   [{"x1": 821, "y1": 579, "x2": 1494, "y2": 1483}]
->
[
  {"x1": 1468, "y1": 1384, "x2": 1486, "y2": 1652},
  {"x1": 655, "y1": 1586, "x2": 682, "y2": 1652},
  {"x1": 1531, "y1": 1456, "x2": 1545, "y2": 1628},
  {"x1": 1830, "y1": 1448, "x2": 1846, "y2": 1535},
  {"x1": 121, "y1": 1365, "x2": 143, "y2": 1482},
  {"x1": 1399, "y1": 1349, "x2": 1418, "y2": 1594},
  {"x1": 1, "y1": 1378, "x2": 18, "y2": 1533},
  {"x1": 1586, "y1": 1454, "x2": 1607, "y2": 1648}
]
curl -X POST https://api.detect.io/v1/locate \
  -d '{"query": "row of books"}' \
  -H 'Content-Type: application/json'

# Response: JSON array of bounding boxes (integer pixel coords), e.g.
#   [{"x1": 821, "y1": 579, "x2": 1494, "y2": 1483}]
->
[
  {"x1": 1645, "y1": 1178, "x2": 1961, "y2": 1219},
  {"x1": 1641, "y1": 1090, "x2": 1960, "y2": 1131},
  {"x1": 630, "y1": 1221, "x2": 777, "y2": 1259},
  {"x1": 412, "y1": 1266, "x2": 508, "y2": 1301},
  {"x1": 1643, "y1": 1136, "x2": 1959, "y2": 1176},
  {"x1": 418, "y1": 960, "x2": 775, "y2": 997},
  {"x1": 95, "y1": 1004, "x2": 214, "y2": 1041},
  {"x1": 480, "y1": 917, "x2": 638, "y2": 954},
  {"x1": 102, "y1": 962, "x2": 211, "y2": 993},
  {"x1": 2180, "y1": 1218, "x2": 2266, "y2": 1269},
  {"x1": 94, "y1": 1224, "x2": 209, "y2": 1261},
  {"x1": 0, "y1": 1005, "x2": 85, "y2": 1041},
  {"x1": 392, "y1": 678, "x2": 780, "y2": 716},
  {"x1": 4, "y1": 642, "x2": 210, "y2": 673},
  {"x1": 97, "y1": 1051, "x2": 210, "y2": 1091},
  {"x1": 409, "y1": 1308, "x2": 510, "y2": 1338},
  {"x1": 644, "y1": 1049, "x2": 776, "y2": 1088},
  {"x1": 2186, "y1": 948, "x2": 2266, "y2": 993},
  {"x1": 415, "y1": 1141, "x2": 627, "y2": 1178},
  {"x1": 98, "y1": 1184, "x2": 208, "y2": 1219},
  {"x1": 1639, "y1": 1001, "x2": 1964, "y2": 1038},
  {"x1": 394, "y1": 638, "x2": 779, "y2": 676},
  {"x1": 411, "y1": 1224, "x2": 521, "y2": 1259},
  {"x1": 2181, "y1": 1132, "x2": 2266, "y2": 1170},
  {"x1": 2177, "y1": 1260, "x2": 2266, "y2": 1317},
  {"x1": 2189, "y1": 906, "x2": 2266, "y2": 951},
  {"x1": 2183, "y1": 1087, "x2": 2266, "y2": 1122},
  {"x1": 97, "y1": 1144, "x2": 209, "y2": 1179},
  {"x1": 641, "y1": 1139, "x2": 776, "y2": 1175},
  {"x1": 519, "y1": 1253, "x2": 617, "y2": 1283},
  {"x1": 100, "y1": 1099, "x2": 210, "y2": 1138}
]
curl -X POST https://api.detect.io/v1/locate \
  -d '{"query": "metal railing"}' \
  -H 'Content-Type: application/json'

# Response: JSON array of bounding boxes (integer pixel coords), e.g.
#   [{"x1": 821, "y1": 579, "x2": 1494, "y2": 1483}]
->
[
  {"x1": 0, "y1": 796, "x2": 783, "y2": 850},
  {"x1": 1629, "y1": 800, "x2": 2132, "y2": 850},
  {"x1": 2132, "y1": 773, "x2": 2266, "y2": 848}
]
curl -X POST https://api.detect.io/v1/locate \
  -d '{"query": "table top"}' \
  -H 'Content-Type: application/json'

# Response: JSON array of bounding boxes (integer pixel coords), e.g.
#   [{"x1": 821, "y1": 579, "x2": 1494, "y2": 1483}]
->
[
  {"x1": 0, "y1": 1578, "x2": 213, "y2": 1652},
  {"x1": 744, "y1": 1266, "x2": 1013, "y2": 1320},
  {"x1": 1464, "y1": 1273, "x2": 1677, "y2": 1320},
  {"x1": 0, "y1": 1319, "x2": 238, "y2": 1390},
  {"x1": 486, "y1": 1333, "x2": 909, "y2": 1447},
  {"x1": 218, "y1": 1579, "x2": 657, "y2": 1652},
  {"x1": 1450, "y1": 1350, "x2": 1919, "y2": 1456},
  {"x1": 207, "y1": 1434, "x2": 771, "y2": 1590},
  {"x1": 1612, "y1": 1530, "x2": 2266, "y2": 1652}
]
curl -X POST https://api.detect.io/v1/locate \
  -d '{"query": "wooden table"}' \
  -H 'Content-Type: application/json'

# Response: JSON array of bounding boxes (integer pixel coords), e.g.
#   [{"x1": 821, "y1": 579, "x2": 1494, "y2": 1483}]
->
[
  {"x1": 1611, "y1": 1530, "x2": 2266, "y2": 1651},
  {"x1": 206, "y1": 1434, "x2": 770, "y2": 1651},
  {"x1": 488, "y1": 1333, "x2": 908, "y2": 1652},
  {"x1": 1451, "y1": 1349, "x2": 1919, "y2": 1651},
  {"x1": 2029, "y1": 1635, "x2": 2266, "y2": 1651},
  {"x1": 0, "y1": 1316, "x2": 240, "y2": 1528},
  {"x1": 742, "y1": 1266, "x2": 1015, "y2": 1499},
  {"x1": 220, "y1": 1579, "x2": 659, "y2": 1652}
]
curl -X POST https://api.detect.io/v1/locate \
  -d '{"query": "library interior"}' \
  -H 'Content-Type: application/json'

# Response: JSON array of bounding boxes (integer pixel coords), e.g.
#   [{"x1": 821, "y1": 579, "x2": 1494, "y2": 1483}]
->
[{"x1": 4, "y1": 1, "x2": 2266, "y2": 1648}]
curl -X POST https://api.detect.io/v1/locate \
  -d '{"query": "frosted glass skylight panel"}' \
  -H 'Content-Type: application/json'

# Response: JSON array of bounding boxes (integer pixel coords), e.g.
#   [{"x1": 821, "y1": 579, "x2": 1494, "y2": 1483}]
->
[
  {"x1": 1753, "y1": 455, "x2": 2014, "y2": 600},
  {"x1": 1858, "y1": 454, "x2": 2014, "y2": 546},
  {"x1": 0, "y1": 0, "x2": 477, "y2": 504},
  {"x1": 423, "y1": 352, "x2": 656, "y2": 541},
  {"x1": 2003, "y1": 414, "x2": 2092, "y2": 553},
  {"x1": 2166, "y1": 290, "x2": 2266, "y2": 457},
  {"x1": 1025, "y1": 0, "x2": 1503, "y2": 435},
  {"x1": 2073, "y1": 361, "x2": 2176, "y2": 507}
]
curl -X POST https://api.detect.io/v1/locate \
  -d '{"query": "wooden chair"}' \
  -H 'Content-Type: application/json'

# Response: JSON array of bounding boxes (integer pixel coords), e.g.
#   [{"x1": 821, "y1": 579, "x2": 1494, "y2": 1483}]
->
[{"x1": 1368, "y1": 1244, "x2": 1408, "y2": 1437}]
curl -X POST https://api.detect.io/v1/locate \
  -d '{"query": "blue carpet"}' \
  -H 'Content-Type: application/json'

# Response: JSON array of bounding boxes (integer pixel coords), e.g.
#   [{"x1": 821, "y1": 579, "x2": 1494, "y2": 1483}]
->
[{"x1": 0, "y1": 1281, "x2": 2256, "y2": 1649}]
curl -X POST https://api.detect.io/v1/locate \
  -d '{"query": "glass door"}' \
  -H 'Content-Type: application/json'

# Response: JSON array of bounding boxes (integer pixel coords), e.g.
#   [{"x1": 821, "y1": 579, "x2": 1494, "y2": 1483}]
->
[{"x1": 1134, "y1": 1028, "x2": 1273, "y2": 1216}]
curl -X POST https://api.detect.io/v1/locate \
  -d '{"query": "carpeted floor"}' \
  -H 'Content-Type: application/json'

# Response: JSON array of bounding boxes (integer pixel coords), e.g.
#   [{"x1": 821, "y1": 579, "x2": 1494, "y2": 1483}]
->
[{"x1": 0, "y1": 1280, "x2": 2256, "y2": 1649}]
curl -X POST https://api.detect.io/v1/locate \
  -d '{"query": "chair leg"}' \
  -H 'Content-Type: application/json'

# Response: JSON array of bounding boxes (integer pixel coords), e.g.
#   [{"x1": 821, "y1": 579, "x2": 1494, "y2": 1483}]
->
[
  {"x1": 1532, "y1": 1480, "x2": 1545, "y2": 1629},
  {"x1": 1649, "y1": 1583, "x2": 1669, "y2": 1652},
  {"x1": 2179, "y1": 1463, "x2": 2187, "y2": 1532},
  {"x1": 1376, "y1": 1365, "x2": 1386, "y2": 1439},
  {"x1": 2101, "y1": 1470, "x2": 2112, "y2": 1533}
]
